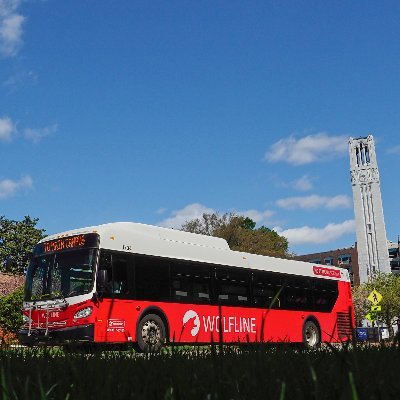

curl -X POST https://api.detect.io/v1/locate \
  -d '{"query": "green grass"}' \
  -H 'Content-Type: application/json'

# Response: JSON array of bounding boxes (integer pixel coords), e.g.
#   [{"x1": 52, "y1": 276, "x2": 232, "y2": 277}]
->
[{"x1": 0, "y1": 343, "x2": 399, "y2": 399}]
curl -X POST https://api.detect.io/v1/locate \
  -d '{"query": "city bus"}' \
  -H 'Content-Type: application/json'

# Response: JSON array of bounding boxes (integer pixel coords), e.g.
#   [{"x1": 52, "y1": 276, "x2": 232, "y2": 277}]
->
[{"x1": 18, "y1": 222, "x2": 354, "y2": 351}]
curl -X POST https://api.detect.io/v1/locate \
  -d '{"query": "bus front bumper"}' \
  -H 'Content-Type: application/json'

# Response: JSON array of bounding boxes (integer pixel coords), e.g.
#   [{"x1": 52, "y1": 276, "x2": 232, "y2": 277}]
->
[{"x1": 18, "y1": 324, "x2": 94, "y2": 346}]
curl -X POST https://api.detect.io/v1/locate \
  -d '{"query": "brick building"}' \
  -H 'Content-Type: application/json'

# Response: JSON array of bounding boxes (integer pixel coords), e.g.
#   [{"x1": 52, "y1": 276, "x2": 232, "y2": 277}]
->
[
  {"x1": 295, "y1": 245, "x2": 359, "y2": 286},
  {"x1": 0, "y1": 273, "x2": 24, "y2": 297},
  {"x1": 295, "y1": 240, "x2": 400, "y2": 286}
]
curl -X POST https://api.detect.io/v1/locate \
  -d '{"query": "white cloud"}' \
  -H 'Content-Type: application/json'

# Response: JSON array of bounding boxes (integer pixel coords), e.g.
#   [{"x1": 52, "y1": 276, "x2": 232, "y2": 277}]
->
[
  {"x1": 3, "y1": 70, "x2": 37, "y2": 92},
  {"x1": 270, "y1": 174, "x2": 314, "y2": 192},
  {"x1": 158, "y1": 203, "x2": 276, "y2": 229},
  {"x1": 292, "y1": 175, "x2": 313, "y2": 191},
  {"x1": 276, "y1": 194, "x2": 352, "y2": 210},
  {"x1": 274, "y1": 220, "x2": 355, "y2": 245},
  {"x1": 265, "y1": 132, "x2": 348, "y2": 165},
  {"x1": 0, "y1": 0, "x2": 25, "y2": 57},
  {"x1": 0, "y1": 175, "x2": 33, "y2": 199},
  {"x1": 158, "y1": 203, "x2": 215, "y2": 229},
  {"x1": 0, "y1": 116, "x2": 15, "y2": 141},
  {"x1": 24, "y1": 123, "x2": 57, "y2": 143},
  {"x1": 387, "y1": 145, "x2": 400, "y2": 155}
]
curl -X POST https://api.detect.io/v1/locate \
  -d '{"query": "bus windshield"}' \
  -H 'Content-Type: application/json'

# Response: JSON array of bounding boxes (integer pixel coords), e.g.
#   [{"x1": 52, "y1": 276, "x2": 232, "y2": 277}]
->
[{"x1": 25, "y1": 248, "x2": 97, "y2": 301}]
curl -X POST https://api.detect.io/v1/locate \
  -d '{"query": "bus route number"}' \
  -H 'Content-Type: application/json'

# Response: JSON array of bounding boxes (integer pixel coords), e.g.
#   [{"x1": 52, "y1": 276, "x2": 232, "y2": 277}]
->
[{"x1": 122, "y1": 244, "x2": 132, "y2": 251}]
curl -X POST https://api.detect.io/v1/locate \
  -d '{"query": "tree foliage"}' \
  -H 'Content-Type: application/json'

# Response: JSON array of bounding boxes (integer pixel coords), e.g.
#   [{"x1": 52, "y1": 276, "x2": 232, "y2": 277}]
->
[
  {"x1": 181, "y1": 213, "x2": 289, "y2": 258},
  {"x1": 0, "y1": 286, "x2": 24, "y2": 334},
  {"x1": 0, "y1": 216, "x2": 46, "y2": 275},
  {"x1": 352, "y1": 272, "x2": 400, "y2": 337}
]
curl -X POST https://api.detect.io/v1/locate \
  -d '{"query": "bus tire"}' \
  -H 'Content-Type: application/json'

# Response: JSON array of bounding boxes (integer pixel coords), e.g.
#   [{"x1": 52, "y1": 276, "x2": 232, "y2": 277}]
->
[
  {"x1": 137, "y1": 313, "x2": 166, "y2": 352},
  {"x1": 302, "y1": 320, "x2": 321, "y2": 349}
]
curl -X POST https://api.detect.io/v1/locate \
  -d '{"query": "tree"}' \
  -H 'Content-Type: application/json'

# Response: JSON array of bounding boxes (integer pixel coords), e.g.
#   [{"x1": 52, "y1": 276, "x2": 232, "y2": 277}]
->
[
  {"x1": 181, "y1": 213, "x2": 289, "y2": 258},
  {"x1": 182, "y1": 212, "x2": 231, "y2": 236},
  {"x1": 0, "y1": 216, "x2": 46, "y2": 275},
  {"x1": 352, "y1": 272, "x2": 400, "y2": 338},
  {"x1": 0, "y1": 287, "x2": 24, "y2": 335}
]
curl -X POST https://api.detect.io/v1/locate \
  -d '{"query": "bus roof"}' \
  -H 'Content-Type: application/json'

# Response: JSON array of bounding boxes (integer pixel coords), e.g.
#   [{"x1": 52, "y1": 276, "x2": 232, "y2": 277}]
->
[{"x1": 41, "y1": 222, "x2": 350, "y2": 282}]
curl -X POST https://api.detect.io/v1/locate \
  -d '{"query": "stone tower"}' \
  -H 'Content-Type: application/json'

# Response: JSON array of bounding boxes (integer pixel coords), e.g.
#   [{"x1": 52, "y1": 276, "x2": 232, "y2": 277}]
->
[{"x1": 349, "y1": 135, "x2": 390, "y2": 283}]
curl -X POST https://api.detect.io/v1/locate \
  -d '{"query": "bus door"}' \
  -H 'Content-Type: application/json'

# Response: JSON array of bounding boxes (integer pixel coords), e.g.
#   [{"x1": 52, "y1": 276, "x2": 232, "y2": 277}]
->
[{"x1": 95, "y1": 252, "x2": 134, "y2": 343}]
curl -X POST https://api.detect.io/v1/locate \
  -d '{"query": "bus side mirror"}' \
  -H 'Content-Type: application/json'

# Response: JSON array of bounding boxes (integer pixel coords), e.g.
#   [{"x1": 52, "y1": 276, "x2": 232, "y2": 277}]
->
[{"x1": 97, "y1": 269, "x2": 108, "y2": 291}]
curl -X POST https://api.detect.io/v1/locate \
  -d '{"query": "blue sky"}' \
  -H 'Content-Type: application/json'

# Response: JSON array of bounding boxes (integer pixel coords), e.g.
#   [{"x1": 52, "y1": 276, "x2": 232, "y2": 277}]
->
[{"x1": 1, "y1": 0, "x2": 399, "y2": 255}]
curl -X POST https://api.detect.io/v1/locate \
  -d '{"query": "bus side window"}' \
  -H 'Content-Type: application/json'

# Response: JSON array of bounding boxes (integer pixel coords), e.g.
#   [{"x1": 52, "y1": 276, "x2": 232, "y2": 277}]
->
[
  {"x1": 192, "y1": 266, "x2": 211, "y2": 303},
  {"x1": 171, "y1": 263, "x2": 190, "y2": 302},
  {"x1": 97, "y1": 251, "x2": 130, "y2": 298},
  {"x1": 313, "y1": 278, "x2": 338, "y2": 312},
  {"x1": 171, "y1": 263, "x2": 211, "y2": 304},
  {"x1": 253, "y1": 272, "x2": 282, "y2": 309},
  {"x1": 282, "y1": 276, "x2": 313, "y2": 311},
  {"x1": 215, "y1": 267, "x2": 250, "y2": 306},
  {"x1": 135, "y1": 256, "x2": 170, "y2": 301},
  {"x1": 112, "y1": 258, "x2": 129, "y2": 297},
  {"x1": 98, "y1": 251, "x2": 113, "y2": 296}
]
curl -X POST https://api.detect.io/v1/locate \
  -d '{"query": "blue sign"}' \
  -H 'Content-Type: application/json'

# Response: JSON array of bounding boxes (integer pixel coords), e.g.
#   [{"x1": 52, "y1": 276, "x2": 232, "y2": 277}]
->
[{"x1": 356, "y1": 327, "x2": 368, "y2": 341}]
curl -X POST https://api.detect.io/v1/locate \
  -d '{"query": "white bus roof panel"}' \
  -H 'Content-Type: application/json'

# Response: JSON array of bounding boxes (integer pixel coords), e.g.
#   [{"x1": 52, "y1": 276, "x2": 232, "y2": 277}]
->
[{"x1": 41, "y1": 222, "x2": 350, "y2": 282}]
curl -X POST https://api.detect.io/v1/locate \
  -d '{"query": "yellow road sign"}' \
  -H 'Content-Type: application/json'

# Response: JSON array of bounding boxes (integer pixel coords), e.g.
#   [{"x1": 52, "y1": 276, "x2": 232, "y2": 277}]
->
[
  {"x1": 365, "y1": 313, "x2": 376, "y2": 322},
  {"x1": 371, "y1": 305, "x2": 382, "y2": 312},
  {"x1": 367, "y1": 289, "x2": 383, "y2": 305}
]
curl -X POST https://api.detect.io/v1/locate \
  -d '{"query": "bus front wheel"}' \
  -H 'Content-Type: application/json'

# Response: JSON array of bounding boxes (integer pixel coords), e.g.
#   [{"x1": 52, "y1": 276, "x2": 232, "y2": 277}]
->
[
  {"x1": 137, "y1": 314, "x2": 166, "y2": 352},
  {"x1": 302, "y1": 320, "x2": 321, "y2": 349}
]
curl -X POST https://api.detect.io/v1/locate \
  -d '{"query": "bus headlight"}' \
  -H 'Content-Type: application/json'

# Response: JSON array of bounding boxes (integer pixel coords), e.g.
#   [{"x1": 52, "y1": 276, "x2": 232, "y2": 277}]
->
[
  {"x1": 74, "y1": 307, "x2": 92, "y2": 319},
  {"x1": 22, "y1": 315, "x2": 32, "y2": 324}
]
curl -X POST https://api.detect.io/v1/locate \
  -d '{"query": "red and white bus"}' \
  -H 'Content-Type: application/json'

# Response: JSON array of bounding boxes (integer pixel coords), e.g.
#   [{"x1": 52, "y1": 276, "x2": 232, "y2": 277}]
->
[{"x1": 19, "y1": 222, "x2": 354, "y2": 350}]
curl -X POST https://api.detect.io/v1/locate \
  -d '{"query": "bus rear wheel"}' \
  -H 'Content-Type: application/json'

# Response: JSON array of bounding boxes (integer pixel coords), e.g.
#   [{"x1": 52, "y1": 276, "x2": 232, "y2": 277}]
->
[
  {"x1": 302, "y1": 320, "x2": 321, "y2": 349},
  {"x1": 137, "y1": 314, "x2": 166, "y2": 352}
]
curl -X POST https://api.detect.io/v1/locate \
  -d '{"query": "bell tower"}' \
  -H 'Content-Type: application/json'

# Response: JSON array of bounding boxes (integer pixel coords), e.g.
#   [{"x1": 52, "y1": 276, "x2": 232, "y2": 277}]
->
[{"x1": 349, "y1": 135, "x2": 390, "y2": 283}]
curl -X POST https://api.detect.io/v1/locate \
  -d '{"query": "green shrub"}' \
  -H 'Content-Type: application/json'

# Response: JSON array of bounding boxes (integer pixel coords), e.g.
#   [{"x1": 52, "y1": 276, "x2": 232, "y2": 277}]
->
[{"x1": 0, "y1": 286, "x2": 24, "y2": 333}]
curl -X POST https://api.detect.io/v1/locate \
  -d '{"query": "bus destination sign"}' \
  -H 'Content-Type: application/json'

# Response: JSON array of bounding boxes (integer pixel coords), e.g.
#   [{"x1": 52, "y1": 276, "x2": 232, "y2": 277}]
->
[
  {"x1": 43, "y1": 235, "x2": 86, "y2": 253},
  {"x1": 35, "y1": 233, "x2": 99, "y2": 255},
  {"x1": 313, "y1": 266, "x2": 341, "y2": 279}
]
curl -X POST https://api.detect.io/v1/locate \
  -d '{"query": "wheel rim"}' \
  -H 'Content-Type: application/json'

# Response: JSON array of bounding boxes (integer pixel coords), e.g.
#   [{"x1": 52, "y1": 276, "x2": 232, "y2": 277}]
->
[
  {"x1": 141, "y1": 320, "x2": 162, "y2": 346},
  {"x1": 305, "y1": 325, "x2": 318, "y2": 347}
]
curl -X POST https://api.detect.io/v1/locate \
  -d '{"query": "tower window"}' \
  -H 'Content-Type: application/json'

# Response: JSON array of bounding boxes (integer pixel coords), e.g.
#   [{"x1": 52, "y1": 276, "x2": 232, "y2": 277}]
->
[
  {"x1": 356, "y1": 147, "x2": 361, "y2": 167},
  {"x1": 365, "y1": 146, "x2": 370, "y2": 164},
  {"x1": 356, "y1": 144, "x2": 370, "y2": 167}
]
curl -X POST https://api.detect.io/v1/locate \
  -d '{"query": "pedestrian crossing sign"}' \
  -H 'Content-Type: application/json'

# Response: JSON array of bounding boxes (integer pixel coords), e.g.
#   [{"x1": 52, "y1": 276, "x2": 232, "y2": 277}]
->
[{"x1": 367, "y1": 289, "x2": 383, "y2": 305}]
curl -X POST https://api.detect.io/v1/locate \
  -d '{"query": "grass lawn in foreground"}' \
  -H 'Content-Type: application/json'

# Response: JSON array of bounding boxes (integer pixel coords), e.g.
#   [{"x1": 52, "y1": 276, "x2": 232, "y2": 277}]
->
[{"x1": 0, "y1": 343, "x2": 399, "y2": 399}]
